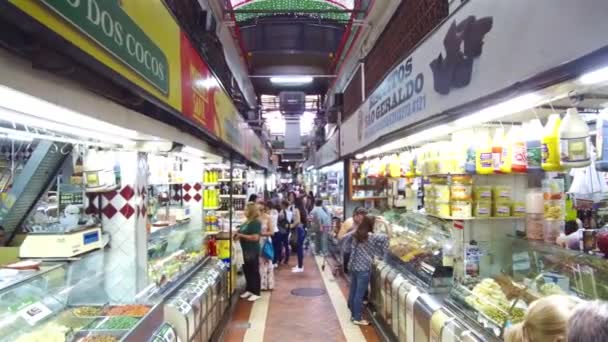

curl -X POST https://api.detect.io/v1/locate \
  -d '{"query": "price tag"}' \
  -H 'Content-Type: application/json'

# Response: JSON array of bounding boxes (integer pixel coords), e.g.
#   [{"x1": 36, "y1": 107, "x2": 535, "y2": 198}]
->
[{"x1": 18, "y1": 302, "x2": 52, "y2": 326}]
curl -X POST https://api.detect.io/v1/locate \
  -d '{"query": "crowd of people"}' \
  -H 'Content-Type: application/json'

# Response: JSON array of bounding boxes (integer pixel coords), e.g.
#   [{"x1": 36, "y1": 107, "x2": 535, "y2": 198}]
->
[{"x1": 234, "y1": 187, "x2": 389, "y2": 327}]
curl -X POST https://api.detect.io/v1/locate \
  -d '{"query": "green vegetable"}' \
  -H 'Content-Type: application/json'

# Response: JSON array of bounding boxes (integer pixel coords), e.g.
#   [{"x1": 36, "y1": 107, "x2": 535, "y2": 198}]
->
[{"x1": 98, "y1": 317, "x2": 139, "y2": 330}]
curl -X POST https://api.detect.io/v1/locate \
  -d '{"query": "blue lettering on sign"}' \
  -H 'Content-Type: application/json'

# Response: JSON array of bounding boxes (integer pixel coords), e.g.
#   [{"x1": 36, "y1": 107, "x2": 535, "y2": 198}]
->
[
  {"x1": 365, "y1": 94, "x2": 426, "y2": 139},
  {"x1": 83, "y1": 231, "x2": 100, "y2": 245}
]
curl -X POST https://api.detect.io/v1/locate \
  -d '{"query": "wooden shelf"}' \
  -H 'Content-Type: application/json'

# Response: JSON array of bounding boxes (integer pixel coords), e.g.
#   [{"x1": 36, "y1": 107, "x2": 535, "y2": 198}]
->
[
  {"x1": 351, "y1": 196, "x2": 388, "y2": 201},
  {"x1": 426, "y1": 214, "x2": 526, "y2": 221},
  {"x1": 219, "y1": 194, "x2": 247, "y2": 198}
]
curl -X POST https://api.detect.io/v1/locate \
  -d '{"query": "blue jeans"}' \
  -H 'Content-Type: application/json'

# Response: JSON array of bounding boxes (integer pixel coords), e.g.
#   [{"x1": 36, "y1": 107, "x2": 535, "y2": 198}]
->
[
  {"x1": 296, "y1": 225, "x2": 306, "y2": 268},
  {"x1": 273, "y1": 231, "x2": 289, "y2": 264},
  {"x1": 348, "y1": 270, "x2": 371, "y2": 321}
]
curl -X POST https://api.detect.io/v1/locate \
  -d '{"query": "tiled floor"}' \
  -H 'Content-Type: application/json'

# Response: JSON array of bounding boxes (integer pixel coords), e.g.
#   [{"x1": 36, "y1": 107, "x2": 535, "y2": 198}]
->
[{"x1": 222, "y1": 252, "x2": 382, "y2": 342}]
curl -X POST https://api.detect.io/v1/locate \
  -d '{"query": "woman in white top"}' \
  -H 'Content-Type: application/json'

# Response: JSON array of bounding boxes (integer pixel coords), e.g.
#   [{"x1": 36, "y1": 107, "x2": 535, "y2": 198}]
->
[{"x1": 258, "y1": 202, "x2": 276, "y2": 290}]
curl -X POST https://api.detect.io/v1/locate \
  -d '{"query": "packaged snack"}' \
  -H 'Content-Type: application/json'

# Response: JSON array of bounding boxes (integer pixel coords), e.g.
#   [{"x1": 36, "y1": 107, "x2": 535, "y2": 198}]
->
[
  {"x1": 451, "y1": 201, "x2": 472, "y2": 218},
  {"x1": 474, "y1": 201, "x2": 492, "y2": 218},
  {"x1": 493, "y1": 186, "x2": 512, "y2": 202},
  {"x1": 474, "y1": 186, "x2": 492, "y2": 201},
  {"x1": 493, "y1": 201, "x2": 512, "y2": 217}
]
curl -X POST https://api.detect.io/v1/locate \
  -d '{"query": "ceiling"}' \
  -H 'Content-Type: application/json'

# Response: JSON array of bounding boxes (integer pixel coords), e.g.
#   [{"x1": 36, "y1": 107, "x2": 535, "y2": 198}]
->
[{"x1": 225, "y1": 0, "x2": 370, "y2": 96}]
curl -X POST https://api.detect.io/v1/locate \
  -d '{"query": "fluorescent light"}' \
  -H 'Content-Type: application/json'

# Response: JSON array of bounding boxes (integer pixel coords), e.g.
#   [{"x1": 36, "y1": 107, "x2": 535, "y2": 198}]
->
[
  {"x1": 0, "y1": 127, "x2": 114, "y2": 148},
  {"x1": 580, "y1": 66, "x2": 608, "y2": 85},
  {"x1": 453, "y1": 93, "x2": 542, "y2": 127},
  {"x1": 2, "y1": 133, "x2": 32, "y2": 142},
  {"x1": 182, "y1": 146, "x2": 205, "y2": 157},
  {"x1": 361, "y1": 92, "x2": 543, "y2": 158},
  {"x1": 0, "y1": 85, "x2": 138, "y2": 146},
  {"x1": 355, "y1": 153, "x2": 364, "y2": 159},
  {"x1": 270, "y1": 76, "x2": 313, "y2": 85},
  {"x1": 305, "y1": 165, "x2": 314, "y2": 171}
]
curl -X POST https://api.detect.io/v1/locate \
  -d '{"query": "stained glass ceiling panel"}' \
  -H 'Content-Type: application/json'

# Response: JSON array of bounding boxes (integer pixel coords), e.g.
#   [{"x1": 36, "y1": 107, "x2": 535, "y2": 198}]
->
[{"x1": 231, "y1": 0, "x2": 354, "y2": 22}]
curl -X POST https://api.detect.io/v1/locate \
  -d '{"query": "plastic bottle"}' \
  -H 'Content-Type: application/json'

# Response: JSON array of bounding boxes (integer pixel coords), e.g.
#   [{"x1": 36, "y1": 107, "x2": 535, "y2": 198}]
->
[
  {"x1": 492, "y1": 127, "x2": 506, "y2": 173},
  {"x1": 475, "y1": 131, "x2": 494, "y2": 174},
  {"x1": 511, "y1": 125, "x2": 527, "y2": 173},
  {"x1": 595, "y1": 109, "x2": 608, "y2": 171},
  {"x1": 541, "y1": 113, "x2": 562, "y2": 171},
  {"x1": 559, "y1": 108, "x2": 591, "y2": 168},
  {"x1": 500, "y1": 126, "x2": 513, "y2": 173},
  {"x1": 526, "y1": 119, "x2": 544, "y2": 171}
]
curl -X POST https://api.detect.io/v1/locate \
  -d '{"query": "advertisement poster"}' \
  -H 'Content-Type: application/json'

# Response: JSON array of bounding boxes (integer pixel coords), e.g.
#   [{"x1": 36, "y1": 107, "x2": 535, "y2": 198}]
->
[
  {"x1": 10, "y1": 0, "x2": 182, "y2": 110},
  {"x1": 341, "y1": 0, "x2": 608, "y2": 156}
]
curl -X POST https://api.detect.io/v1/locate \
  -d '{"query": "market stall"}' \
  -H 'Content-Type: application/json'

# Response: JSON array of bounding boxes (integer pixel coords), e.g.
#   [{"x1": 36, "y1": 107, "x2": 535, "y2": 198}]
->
[
  {"x1": 337, "y1": 0, "x2": 608, "y2": 340},
  {"x1": 0, "y1": 49, "x2": 268, "y2": 341}
]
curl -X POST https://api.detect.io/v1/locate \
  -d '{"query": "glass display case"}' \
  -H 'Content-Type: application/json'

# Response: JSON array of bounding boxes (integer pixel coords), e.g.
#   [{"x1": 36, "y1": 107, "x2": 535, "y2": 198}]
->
[{"x1": 383, "y1": 212, "x2": 454, "y2": 292}]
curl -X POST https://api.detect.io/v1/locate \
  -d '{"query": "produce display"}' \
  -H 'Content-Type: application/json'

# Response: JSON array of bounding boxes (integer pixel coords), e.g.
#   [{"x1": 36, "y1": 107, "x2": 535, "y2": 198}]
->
[
  {"x1": 15, "y1": 323, "x2": 68, "y2": 342},
  {"x1": 97, "y1": 316, "x2": 139, "y2": 330},
  {"x1": 149, "y1": 250, "x2": 204, "y2": 285},
  {"x1": 104, "y1": 305, "x2": 150, "y2": 317},
  {"x1": 78, "y1": 336, "x2": 118, "y2": 342},
  {"x1": 73, "y1": 306, "x2": 103, "y2": 317},
  {"x1": 464, "y1": 278, "x2": 525, "y2": 324}
]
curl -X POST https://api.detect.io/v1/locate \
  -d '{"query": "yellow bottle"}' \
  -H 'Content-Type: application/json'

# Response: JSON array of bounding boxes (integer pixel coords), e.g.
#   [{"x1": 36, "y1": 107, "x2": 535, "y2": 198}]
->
[
  {"x1": 542, "y1": 113, "x2": 562, "y2": 171},
  {"x1": 476, "y1": 131, "x2": 494, "y2": 174},
  {"x1": 500, "y1": 127, "x2": 514, "y2": 173}
]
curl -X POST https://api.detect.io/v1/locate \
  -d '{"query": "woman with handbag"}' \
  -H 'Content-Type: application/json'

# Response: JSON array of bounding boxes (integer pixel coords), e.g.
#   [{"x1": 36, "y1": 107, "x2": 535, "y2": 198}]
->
[
  {"x1": 259, "y1": 202, "x2": 276, "y2": 290},
  {"x1": 274, "y1": 200, "x2": 291, "y2": 266},
  {"x1": 289, "y1": 197, "x2": 307, "y2": 273},
  {"x1": 234, "y1": 203, "x2": 262, "y2": 302},
  {"x1": 347, "y1": 215, "x2": 389, "y2": 325}
]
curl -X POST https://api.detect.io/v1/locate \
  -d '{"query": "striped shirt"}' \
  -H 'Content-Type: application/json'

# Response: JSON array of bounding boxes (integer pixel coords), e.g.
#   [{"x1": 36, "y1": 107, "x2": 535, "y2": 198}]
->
[{"x1": 348, "y1": 234, "x2": 389, "y2": 272}]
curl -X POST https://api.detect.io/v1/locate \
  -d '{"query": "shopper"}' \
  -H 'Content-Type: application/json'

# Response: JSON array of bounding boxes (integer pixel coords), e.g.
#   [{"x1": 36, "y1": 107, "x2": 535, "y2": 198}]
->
[
  {"x1": 339, "y1": 207, "x2": 368, "y2": 274},
  {"x1": 568, "y1": 300, "x2": 608, "y2": 342},
  {"x1": 347, "y1": 215, "x2": 388, "y2": 326},
  {"x1": 288, "y1": 197, "x2": 306, "y2": 273},
  {"x1": 274, "y1": 200, "x2": 291, "y2": 266},
  {"x1": 258, "y1": 202, "x2": 276, "y2": 290},
  {"x1": 504, "y1": 295, "x2": 574, "y2": 342},
  {"x1": 248, "y1": 193, "x2": 258, "y2": 203},
  {"x1": 310, "y1": 199, "x2": 331, "y2": 256},
  {"x1": 235, "y1": 202, "x2": 262, "y2": 302}
]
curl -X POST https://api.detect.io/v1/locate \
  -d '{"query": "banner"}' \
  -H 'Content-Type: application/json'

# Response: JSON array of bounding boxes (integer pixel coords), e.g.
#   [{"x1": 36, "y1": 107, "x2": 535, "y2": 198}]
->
[
  {"x1": 10, "y1": 0, "x2": 182, "y2": 110},
  {"x1": 9, "y1": 0, "x2": 269, "y2": 168},
  {"x1": 341, "y1": 0, "x2": 608, "y2": 156},
  {"x1": 316, "y1": 132, "x2": 340, "y2": 167}
]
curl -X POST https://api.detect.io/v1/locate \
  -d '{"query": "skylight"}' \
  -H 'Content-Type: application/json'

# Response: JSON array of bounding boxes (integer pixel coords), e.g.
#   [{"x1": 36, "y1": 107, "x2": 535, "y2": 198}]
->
[{"x1": 231, "y1": 0, "x2": 354, "y2": 22}]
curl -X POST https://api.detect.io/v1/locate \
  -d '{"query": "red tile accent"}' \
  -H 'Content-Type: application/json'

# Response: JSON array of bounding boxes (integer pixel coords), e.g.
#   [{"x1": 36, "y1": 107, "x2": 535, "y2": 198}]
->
[
  {"x1": 120, "y1": 185, "x2": 135, "y2": 201},
  {"x1": 101, "y1": 203, "x2": 117, "y2": 219},
  {"x1": 183, "y1": 194, "x2": 192, "y2": 202},
  {"x1": 103, "y1": 190, "x2": 117, "y2": 201},
  {"x1": 193, "y1": 183, "x2": 202, "y2": 191},
  {"x1": 141, "y1": 205, "x2": 147, "y2": 217},
  {"x1": 183, "y1": 183, "x2": 192, "y2": 192},
  {"x1": 120, "y1": 204, "x2": 135, "y2": 219},
  {"x1": 172, "y1": 194, "x2": 181, "y2": 201},
  {"x1": 194, "y1": 193, "x2": 202, "y2": 202}
]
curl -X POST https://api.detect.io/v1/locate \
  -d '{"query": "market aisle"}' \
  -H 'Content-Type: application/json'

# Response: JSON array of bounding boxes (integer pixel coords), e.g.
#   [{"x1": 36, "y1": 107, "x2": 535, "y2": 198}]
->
[{"x1": 222, "y1": 252, "x2": 381, "y2": 341}]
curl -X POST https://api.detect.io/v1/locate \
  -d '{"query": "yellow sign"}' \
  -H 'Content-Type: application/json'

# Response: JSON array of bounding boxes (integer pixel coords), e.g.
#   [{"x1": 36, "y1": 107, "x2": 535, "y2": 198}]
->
[{"x1": 9, "y1": 0, "x2": 182, "y2": 111}]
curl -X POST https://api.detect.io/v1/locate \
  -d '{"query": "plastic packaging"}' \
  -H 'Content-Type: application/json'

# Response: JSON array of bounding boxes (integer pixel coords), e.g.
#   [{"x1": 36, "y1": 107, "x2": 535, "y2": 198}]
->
[
  {"x1": 512, "y1": 202, "x2": 526, "y2": 217},
  {"x1": 541, "y1": 113, "x2": 562, "y2": 171},
  {"x1": 510, "y1": 125, "x2": 527, "y2": 173},
  {"x1": 474, "y1": 201, "x2": 491, "y2": 218},
  {"x1": 436, "y1": 202, "x2": 451, "y2": 217},
  {"x1": 435, "y1": 184, "x2": 450, "y2": 202},
  {"x1": 492, "y1": 127, "x2": 506, "y2": 173},
  {"x1": 543, "y1": 220, "x2": 563, "y2": 244},
  {"x1": 476, "y1": 131, "x2": 494, "y2": 174},
  {"x1": 473, "y1": 186, "x2": 492, "y2": 201},
  {"x1": 493, "y1": 201, "x2": 512, "y2": 217},
  {"x1": 526, "y1": 213, "x2": 544, "y2": 240},
  {"x1": 500, "y1": 126, "x2": 513, "y2": 173},
  {"x1": 559, "y1": 108, "x2": 591, "y2": 168},
  {"x1": 596, "y1": 109, "x2": 608, "y2": 171},
  {"x1": 493, "y1": 186, "x2": 512, "y2": 202},
  {"x1": 526, "y1": 188, "x2": 544, "y2": 214},
  {"x1": 526, "y1": 119, "x2": 544, "y2": 171},
  {"x1": 451, "y1": 201, "x2": 472, "y2": 218}
]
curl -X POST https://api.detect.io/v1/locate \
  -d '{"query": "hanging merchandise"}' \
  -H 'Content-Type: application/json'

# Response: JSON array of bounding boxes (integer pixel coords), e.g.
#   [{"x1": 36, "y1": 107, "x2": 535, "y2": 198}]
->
[
  {"x1": 559, "y1": 108, "x2": 591, "y2": 168},
  {"x1": 389, "y1": 154, "x2": 401, "y2": 178},
  {"x1": 595, "y1": 108, "x2": 608, "y2": 171},
  {"x1": 510, "y1": 125, "x2": 528, "y2": 173},
  {"x1": 541, "y1": 113, "x2": 562, "y2": 171},
  {"x1": 491, "y1": 127, "x2": 506, "y2": 173},
  {"x1": 499, "y1": 127, "x2": 513, "y2": 173},
  {"x1": 475, "y1": 130, "x2": 493, "y2": 174},
  {"x1": 526, "y1": 119, "x2": 544, "y2": 171}
]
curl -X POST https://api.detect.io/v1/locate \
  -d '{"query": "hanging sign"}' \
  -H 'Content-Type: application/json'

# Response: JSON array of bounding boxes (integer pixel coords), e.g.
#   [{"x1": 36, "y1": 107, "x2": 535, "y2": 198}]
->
[{"x1": 341, "y1": 0, "x2": 608, "y2": 156}]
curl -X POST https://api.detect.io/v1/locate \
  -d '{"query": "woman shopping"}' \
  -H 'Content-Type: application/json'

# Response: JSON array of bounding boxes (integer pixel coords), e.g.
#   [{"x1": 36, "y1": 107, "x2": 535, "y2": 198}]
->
[
  {"x1": 288, "y1": 197, "x2": 307, "y2": 273},
  {"x1": 259, "y1": 202, "x2": 277, "y2": 290},
  {"x1": 347, "y1": 215, "x2": 389, "y2": 325},
  {"x1": 234, "y1": 202, "x2": 262, "y2": 302},
  {"x1": 274, "y1": 200, "x2": 291, "y2": 266}
]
